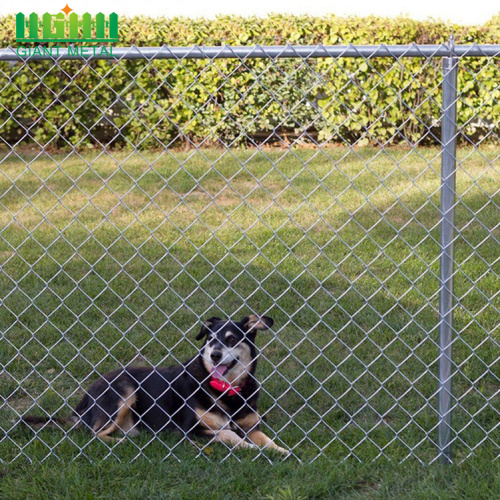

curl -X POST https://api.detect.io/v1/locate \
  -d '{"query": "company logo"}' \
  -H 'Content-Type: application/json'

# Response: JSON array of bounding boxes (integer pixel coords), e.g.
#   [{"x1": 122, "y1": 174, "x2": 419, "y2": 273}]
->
[{"x1": 16, "y1": 5, "x2": 118, "y2": 43}]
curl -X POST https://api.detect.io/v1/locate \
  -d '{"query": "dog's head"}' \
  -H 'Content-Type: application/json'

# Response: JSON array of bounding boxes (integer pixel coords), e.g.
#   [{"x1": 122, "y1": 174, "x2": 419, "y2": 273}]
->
[{"x1": 196, "y1": 315, "x2": 274, "y2": 385}]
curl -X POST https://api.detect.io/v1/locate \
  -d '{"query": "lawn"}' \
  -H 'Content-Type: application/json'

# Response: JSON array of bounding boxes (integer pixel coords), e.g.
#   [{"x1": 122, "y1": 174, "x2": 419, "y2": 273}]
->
[{"x1": 0, "y1": 145, "x2": 498, "y2": 497}]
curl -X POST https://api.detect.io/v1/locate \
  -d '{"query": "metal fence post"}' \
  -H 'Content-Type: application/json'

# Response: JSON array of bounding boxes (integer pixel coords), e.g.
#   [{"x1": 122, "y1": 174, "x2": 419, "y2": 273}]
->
[{"x1": 438, "y1": 49, "x2": 459, "y2": 464}]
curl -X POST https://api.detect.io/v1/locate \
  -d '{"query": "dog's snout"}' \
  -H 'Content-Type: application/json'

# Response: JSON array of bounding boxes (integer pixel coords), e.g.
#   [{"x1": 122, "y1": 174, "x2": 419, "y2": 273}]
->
[{"x1": 210, "y1": 351, "x2": 222, "y2": 363}]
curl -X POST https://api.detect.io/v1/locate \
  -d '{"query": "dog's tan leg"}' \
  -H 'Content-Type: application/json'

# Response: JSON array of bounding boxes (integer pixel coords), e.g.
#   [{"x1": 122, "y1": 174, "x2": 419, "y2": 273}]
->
[
  {"x1": 206, "y1": 429, "x2": 257, "y2": 450},
  {"x1": 247, "y1": 429, "x2": 289, "y2": 455},
  {"x1": 95, "y1": 392, "x2": 137, "y2": 442},
  {"x1": 196, "y1": 408, "x2": 256, "y2": 451},
  {"x1": 234, "y1": 412, "x2": 289, "y2": 455},
  {"x1": 96, "y1": 423, "x2": 121, "y2": 441}
]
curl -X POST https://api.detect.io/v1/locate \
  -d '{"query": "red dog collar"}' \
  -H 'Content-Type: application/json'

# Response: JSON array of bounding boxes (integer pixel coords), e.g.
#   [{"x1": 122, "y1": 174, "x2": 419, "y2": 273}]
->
[{"x1": 209, "y1": 377, "x2": 244, "y2": 396}]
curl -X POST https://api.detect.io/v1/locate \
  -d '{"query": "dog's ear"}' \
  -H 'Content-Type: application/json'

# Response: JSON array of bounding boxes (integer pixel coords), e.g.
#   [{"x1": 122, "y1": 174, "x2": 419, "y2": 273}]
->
[
  {"x1": 243, "y1": 314, "x2": 274, "y2": 333},
  {"x1": 196, "y1": 317, "x2": 222, "y2": 341}
]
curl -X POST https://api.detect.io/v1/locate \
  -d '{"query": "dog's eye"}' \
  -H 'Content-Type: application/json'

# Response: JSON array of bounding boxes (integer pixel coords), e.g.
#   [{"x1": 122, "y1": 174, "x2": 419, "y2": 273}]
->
[{"x1": 227, "y1": 336, "x2": 238, "y2": 347}]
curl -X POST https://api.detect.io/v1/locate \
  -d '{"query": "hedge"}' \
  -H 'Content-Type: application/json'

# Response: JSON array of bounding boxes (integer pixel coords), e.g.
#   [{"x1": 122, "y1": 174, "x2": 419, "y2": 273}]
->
[{"x1": 0, "y1": 14, "x2": 499, "y2": 148}]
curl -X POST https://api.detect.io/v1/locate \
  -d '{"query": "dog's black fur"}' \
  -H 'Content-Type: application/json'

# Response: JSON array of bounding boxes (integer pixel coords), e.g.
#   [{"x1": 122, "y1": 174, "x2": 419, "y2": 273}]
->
[{"x1": 23, "y1": 315, "x2": 288, "y2": 454}]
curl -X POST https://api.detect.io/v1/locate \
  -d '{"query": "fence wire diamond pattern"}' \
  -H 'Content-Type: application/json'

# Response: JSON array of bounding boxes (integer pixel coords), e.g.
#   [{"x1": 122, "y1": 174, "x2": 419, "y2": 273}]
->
[{"x1": 0, "y1": 44, "x2": 498, "y2": 463}]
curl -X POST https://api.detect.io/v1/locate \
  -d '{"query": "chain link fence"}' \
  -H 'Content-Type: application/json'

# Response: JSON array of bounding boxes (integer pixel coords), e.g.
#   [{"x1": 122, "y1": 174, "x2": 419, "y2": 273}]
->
[{"x1": 0, "y1": 43, "x2": 498, "y2": 463}]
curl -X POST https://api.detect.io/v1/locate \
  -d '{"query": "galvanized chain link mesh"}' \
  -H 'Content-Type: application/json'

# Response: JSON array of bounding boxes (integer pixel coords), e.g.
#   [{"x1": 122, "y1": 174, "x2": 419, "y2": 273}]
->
[{"x1": 0, "y1": 44, "x2": 498, "y2": 463}]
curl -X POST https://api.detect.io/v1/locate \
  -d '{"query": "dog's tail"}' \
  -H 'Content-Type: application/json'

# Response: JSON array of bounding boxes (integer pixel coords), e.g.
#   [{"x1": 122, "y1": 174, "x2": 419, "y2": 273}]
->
[{"x1": 22, "y1": 414, "x2": 78, "y2": 430}]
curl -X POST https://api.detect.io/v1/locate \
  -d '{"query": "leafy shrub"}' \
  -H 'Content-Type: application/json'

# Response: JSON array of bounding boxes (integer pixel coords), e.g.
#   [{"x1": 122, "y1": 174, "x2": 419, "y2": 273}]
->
[{"x1": 0, "y1": 14, "x2": 498, "y2": 148}]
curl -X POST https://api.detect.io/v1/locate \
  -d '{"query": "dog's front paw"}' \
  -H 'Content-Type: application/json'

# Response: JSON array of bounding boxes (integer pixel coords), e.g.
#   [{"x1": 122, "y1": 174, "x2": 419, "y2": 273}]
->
[{"x1": 274, "y1": 445, "x2": 291, "y2": 456}]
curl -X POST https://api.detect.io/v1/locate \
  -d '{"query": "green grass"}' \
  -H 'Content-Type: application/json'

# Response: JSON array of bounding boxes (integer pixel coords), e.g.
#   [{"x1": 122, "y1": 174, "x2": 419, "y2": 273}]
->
[
  {"x1": 0, "y1": 455, "x2": 499, "y2": 499},
  {"x1": 0, "y1": 145, "x2": 498, "y2": 496}
]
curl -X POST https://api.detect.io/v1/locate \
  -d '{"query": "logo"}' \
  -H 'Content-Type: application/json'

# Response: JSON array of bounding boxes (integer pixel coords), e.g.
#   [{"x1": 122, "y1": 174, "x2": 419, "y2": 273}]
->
[{"x1": 16, "y1": 5, "x2": 118, "y2": 43}]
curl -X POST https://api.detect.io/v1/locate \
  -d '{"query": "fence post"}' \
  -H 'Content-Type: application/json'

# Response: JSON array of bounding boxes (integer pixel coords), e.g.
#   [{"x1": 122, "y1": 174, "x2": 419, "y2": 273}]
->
[{"x1": 438, "y1": 47, "x2": 458, "y2": 464}]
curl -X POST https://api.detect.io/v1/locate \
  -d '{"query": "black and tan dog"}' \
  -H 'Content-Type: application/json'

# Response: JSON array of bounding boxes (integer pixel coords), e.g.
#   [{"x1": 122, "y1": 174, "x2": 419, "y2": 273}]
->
[{"x1": 23, "y1": 315, "x2": 288, "y2": 454}]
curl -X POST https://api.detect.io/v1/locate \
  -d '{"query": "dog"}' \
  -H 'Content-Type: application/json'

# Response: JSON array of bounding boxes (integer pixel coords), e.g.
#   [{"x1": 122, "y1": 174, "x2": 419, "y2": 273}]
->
[{"x1": 23, "y1": 314, "x2": 289, "y2": 455}]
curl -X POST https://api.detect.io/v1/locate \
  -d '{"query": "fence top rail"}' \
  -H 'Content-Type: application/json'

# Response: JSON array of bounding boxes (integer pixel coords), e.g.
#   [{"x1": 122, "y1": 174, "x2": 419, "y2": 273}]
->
[{"x1": 2, "y1": 43, "x2": 500, "y2": 61}]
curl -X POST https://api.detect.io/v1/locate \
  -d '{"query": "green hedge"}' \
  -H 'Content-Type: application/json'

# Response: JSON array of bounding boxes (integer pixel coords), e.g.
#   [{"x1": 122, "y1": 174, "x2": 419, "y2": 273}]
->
[{"x1": 0, "y1": 14, "x2": 499, "y2": 148}]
